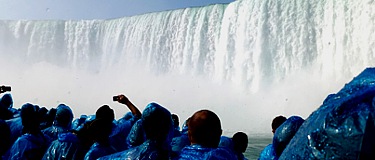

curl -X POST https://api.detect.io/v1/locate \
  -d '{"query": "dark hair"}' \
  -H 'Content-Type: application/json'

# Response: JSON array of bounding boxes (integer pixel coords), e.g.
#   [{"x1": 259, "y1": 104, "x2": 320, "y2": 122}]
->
[
  {"x1": 21, "y1": 103, "x2": 40, "y2": 134},
  {"x1": 171, "y1": 114, "x2": 179, "y2": 127},
  {"x1": 232, "y1": 132, "x2": 248, "y2": 153},
  {"x1": 272, "y1": 115, "x2": 287, "y2": 131},
  {"x1": 95, "y1": 105, "x2": 114, "y2": 121}
]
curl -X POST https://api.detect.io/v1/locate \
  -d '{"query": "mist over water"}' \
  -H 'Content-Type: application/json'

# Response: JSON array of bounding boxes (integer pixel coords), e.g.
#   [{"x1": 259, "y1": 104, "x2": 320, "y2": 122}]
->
[{"x1": 1, "y1": 0, "x2": 375, "y2": 134}]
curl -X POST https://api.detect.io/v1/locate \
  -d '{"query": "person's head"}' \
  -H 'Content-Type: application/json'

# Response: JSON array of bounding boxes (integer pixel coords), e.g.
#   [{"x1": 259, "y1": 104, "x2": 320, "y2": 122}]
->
[
  {"x1": 89, "y1": 118, "x2": 113, "y2": 145},
  {"x1": 95, "y1": 105, "x2": 114, "y2": 122},
  {"x1": 188, "y1": 109, "x2": 222, "y2": 148},
  {"x1": 272, "y1": 115, "x2": 287, "y2": 133},
  {"x1": 232, "y1": 132, "x2": 248, "y2": 153},
  {"x1": 21, "y1": 103, "x2": 40, "y2": 134},
  {"x1": 172, "y1": 114, "x2": 179, "y2": 128},
  {"x1": 0, "y1": 93, "x2": 13, "y2": 109},
  {"x1": 46, "y1": 108, "x2": 57, "y2": 123},
  {"x1": 55, "y1": 104, "x2": 74, "y2": 128},
  {"x1": 142, "y1": 102, "x2": 172, "y2": 142},
  {"x1": 38, "y1": 107, "x2": 48, "y2": 120}
]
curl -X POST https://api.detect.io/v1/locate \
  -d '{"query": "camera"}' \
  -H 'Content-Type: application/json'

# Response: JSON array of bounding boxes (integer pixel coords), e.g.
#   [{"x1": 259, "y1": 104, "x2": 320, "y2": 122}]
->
[
  {"x1": 0, "y1": 86, "x2": 11, "y2": 93},
  {"x1": 113, "y1": 96, "x2": 119, "y2": 101}
]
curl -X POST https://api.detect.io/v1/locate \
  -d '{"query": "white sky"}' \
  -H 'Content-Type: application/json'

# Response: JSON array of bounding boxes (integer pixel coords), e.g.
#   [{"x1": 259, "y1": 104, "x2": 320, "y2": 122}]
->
[{"x1": 0, "y1": 0, "x2": 234, "y2": 20}]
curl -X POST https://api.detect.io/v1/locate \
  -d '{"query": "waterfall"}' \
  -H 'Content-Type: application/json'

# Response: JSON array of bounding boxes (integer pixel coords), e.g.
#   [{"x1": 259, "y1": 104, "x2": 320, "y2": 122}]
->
[{"x1": 1, "y1": 0, "x2": 374, "y2": 134}]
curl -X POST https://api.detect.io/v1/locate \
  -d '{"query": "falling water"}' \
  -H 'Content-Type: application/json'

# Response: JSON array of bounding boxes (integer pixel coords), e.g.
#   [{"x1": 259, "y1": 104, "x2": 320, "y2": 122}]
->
[{"x1": 1, "y1": 0, "x2": 374, "y2": 134}]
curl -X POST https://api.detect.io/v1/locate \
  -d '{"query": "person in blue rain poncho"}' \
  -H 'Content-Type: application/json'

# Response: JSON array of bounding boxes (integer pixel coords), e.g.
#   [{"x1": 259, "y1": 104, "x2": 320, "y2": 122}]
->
[
  {"x1": 273, "y1": 116, "x2": 304, "y2": 158},
  {"x1": 172, "y1": 114, "x2": 181, "y2": 138},
  {"x1": 258, "y1": 115, "x2": 287, "y2": 160},
  {"x1": 72, "y1": 114, "x2": 87, "y2": 130},
  {"x1": 259, "y1": 116, "x2": 304, "y2": 160},
  {"x1": 0, "y1": 93, "x2": 15, "y2": 120},
  {"x1": 170, "y1": 118, "x2": 190, "y2": 158},
  {"x1": 7, "y1": 103, "x2": 49, "y2": 160},
  {"x1": 98, "y1": 102, "x2": 173, "y2": 160},
  {"x1": 232, "y1": 132, "x2": 248, "y2": 160},
  {"x1": 279, "y1": 68, "x2": 375, "y2": 159},
  {"x1": 43, "y1": 118, "x2": 95, "y2": 160},
  {"x1": 218, "y1": 136, "x2": 239, "y2": 159},
  {"x1": 0, "y1": 119, "x2": 11, "y2": 157},
  {"x1": 178, "y1": 109, "x2": 237, "y2": 160},
  {"x1": 126, "y1": 119, "x2": 146, "y2": 148},
  {"x1": 84, "y1": 118, "x2": 116, "y2": 160},
  {"x1": 5, "y1": 115, "x2": 22, "y2": 151},
  {"x1": 109, "y1": 94, "x2": 142, "y2": 152},
  {"x1": 42, "y1": 104, "x2": 74, "y2": 143}
]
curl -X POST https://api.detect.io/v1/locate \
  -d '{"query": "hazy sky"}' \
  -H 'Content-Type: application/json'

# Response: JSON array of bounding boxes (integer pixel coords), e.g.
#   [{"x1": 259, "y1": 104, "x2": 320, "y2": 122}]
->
[{"x1": 0, "y1": 0, "x2": 234, "y2": 20}]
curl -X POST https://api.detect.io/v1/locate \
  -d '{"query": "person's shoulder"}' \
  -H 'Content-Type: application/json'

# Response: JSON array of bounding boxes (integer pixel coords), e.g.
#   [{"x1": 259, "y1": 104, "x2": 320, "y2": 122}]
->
[
  {"x1": 178, "y1": 145, "x2": 213, "y2": 159},
  {"x1": 208, "y1": 147, "x2": 237, "y2": 160},
  {"x1": 259, "y1": 143, "x2": 276, "y2": 160},
  {"x1": 97, "y1": 146, "x2": 138, "y2": 160}
]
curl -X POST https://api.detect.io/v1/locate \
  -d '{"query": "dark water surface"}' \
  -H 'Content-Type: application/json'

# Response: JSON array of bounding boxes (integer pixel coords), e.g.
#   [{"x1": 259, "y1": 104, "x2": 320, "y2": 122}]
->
[{"x1": 244, "y1": 135, "x2": 272, "y2": 160}]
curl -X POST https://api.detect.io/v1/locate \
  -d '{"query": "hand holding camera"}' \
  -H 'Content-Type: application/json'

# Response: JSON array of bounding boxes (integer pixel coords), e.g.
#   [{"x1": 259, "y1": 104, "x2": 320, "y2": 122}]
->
[
  {"x1": 0, "y1": 85, "x2": 11, "y2": 94},
  {"x1": 113, "y1": 94, "x2": 130, "y2": 105}
]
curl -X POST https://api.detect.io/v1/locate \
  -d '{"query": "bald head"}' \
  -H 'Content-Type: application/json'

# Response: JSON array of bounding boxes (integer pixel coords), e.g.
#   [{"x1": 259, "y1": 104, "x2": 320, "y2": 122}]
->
[{"x1": 188, "y1": 110, "x2": 222, "y2": 148}]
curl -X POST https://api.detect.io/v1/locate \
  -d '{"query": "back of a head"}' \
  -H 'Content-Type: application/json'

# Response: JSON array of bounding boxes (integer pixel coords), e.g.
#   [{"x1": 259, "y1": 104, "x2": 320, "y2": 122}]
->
[
  {"x1": 142, "y1": 102, "x2": 172, "y2": 141},
  {"x1": 272, "y1": 115, "x2": 287, "y2": 133},
  {"x1": 47, "y1": 108, "x2": 57, "y2": 122},
  {"x1": 96, "y1": 105, "x2": 114, "y2": 122},
  {"x1": 188, "y1": 109, "x2": 222, "y2": 148},
  {"x1": 21, "y1": 103, "x2": 40, "y2": 134},
  {"x1": 55, "y1": 104, "x2": 74, "y2": 128},
  {"x1": 273, "y1": 116, "x2": 304, "y2": 157},
  {"x1": 0, "y1": 93, "x2": 13, "y2": 109},
  {"x1": 90, "y1": 118, "x2": 113, "y2": 145},
  {"x1": 172, "y1": 114, "x2": 179, "y2": 127},
  {"x1": 232, "y1": 132, "x2": 248, "y2": 153}
]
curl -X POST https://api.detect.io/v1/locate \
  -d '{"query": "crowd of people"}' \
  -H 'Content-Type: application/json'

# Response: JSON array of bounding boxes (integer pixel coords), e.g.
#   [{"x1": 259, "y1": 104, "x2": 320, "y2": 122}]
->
[{"x1": 0, "y1": 90, "x2": 253, "y2": 160}]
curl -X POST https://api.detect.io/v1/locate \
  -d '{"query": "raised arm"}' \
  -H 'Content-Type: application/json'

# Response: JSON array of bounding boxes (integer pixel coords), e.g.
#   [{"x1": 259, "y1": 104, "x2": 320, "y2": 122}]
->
[{"x1": 115, "y1": 94, "x2": 142, "y2": 118}]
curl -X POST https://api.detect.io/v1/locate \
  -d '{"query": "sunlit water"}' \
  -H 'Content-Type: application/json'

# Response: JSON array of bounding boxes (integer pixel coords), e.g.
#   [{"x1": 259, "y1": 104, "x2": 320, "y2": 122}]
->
[{"x1": 1, "y1": 0, "x2": 375, "y2": 136}]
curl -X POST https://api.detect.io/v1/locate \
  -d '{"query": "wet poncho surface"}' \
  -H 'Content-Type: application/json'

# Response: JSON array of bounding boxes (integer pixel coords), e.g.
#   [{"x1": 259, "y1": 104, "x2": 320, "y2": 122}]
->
[
  {"x1": 258, "y1": 144, "x2": 276, "y2": 160},
  {"x1": 280, "y1": 68, "x2": 375, "y2": 159},
  {"x1": 110, "y1": 114, "x2": 139, "y2": 152},
  {"x1": 7, "y1": 133, "x2": 48, "y2": 160},
  {"x1": 84, "y1": 142, "x2": 116, "y2": 160},
  {"x1": 178, "y1": 144, "x2": 237, "y2": 160},
  {"x1": 99, "y1": 140, "x2": 169, "y2": 160},
  {"x1": 126, "y1": 119, "x2": 146, "y2": 148},
  {"x1": 43, "y1": 132, "x2": 85, "y2": 160}
]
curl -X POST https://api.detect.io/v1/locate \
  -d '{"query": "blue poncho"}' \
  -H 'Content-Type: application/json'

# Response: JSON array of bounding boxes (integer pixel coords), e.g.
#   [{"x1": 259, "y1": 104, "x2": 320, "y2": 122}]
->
[
  {"x1": 280, "y1": 68, "x2": 375, "y2": 159},
  {"x1": 43, "y1": 132, "x2": 85, "y2": 160}
]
